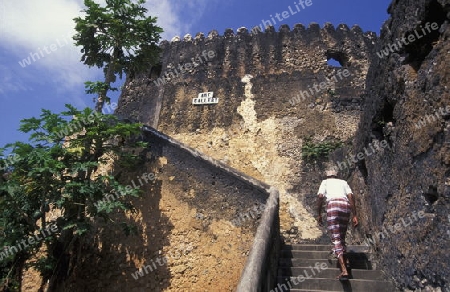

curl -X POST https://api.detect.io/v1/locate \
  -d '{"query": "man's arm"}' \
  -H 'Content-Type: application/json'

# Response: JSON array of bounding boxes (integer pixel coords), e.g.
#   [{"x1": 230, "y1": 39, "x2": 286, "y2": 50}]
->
[
  {"x1": 347, "y1": 193, "x2": 358, "y2": 227},
  {"x1": 317, "y1": 194, "x2": 325, "y2": 226}
]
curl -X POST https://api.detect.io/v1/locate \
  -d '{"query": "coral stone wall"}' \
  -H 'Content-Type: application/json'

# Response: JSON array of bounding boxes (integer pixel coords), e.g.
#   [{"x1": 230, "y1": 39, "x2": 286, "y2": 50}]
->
[
  {"x1": 349, "y1": 0, "x2": 450, "y2": 290},
  {"x1": 116, "y1": 23, "x2": 377, "y2": 243}
]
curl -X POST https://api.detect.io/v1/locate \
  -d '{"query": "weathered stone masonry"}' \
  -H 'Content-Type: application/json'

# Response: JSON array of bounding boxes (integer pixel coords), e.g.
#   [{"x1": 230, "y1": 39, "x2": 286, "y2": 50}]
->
[{"x1": 116, "y1": 23, "x2": 378, "y2": 250}]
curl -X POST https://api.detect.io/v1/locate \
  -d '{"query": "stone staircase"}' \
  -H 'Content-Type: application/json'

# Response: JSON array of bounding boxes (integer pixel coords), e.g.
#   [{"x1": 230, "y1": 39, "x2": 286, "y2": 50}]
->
[{"x1": 276, "y1": 244, "x2": 397, "y2": 292}]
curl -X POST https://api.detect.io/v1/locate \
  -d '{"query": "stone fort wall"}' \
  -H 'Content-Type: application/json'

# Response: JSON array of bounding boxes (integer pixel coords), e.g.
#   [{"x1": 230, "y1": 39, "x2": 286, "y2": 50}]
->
[{"x1": 116, "y1": 22, "x2": 377, "y2": 243}]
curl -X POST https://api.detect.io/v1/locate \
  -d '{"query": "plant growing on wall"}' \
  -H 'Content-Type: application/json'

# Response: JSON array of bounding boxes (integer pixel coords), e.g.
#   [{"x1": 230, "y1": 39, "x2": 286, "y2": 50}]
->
[
  {"x1": 301, "y1": 138, "x2": 343, "y2": 162},
  {"x1": 73, "y1": 0, "x2": 163, "y2": 112}
]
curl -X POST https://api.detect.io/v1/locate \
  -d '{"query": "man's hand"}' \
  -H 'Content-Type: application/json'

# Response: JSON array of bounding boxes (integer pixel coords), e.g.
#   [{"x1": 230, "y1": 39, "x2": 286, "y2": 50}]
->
[
  {"x1": 317, "y1": 215, "x2": 323, "y2": 226},
  {"x1": 347, "y1": 193, "x2": 358, "y2": 228},
  {"x1": 317, "y1": 194, "x2": 324, "y2": 227},
  {"x1": 352, "y1": 215, "x2": 358, "y2": 227}
]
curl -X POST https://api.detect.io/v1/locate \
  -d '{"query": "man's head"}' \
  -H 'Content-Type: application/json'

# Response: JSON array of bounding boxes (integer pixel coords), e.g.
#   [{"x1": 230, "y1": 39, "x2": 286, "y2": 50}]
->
[{"x1": 325, "y1": 168, "x2": 338, "y2": 178}]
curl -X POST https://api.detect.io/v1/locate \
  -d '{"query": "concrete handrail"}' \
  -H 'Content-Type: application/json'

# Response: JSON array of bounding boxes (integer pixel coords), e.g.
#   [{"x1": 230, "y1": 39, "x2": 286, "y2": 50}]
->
[{"x1": 236, "y1": 187, "x2": 280, "y2": 292}]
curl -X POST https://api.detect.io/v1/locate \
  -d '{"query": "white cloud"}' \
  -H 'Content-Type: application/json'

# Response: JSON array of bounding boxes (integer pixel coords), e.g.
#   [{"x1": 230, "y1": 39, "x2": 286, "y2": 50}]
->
[
  {"x1": 144, "y1": 0, "x2": 218, "y2": 40},
  {"x1": 0, "y1": 0, "x2": 218, "y2": 98},
  {"x1": 144, "y1": 0, "x2": 182, "y2": 39},
  {"x1": 0, "y1": 0, "x2": 82, "y2": 48},
  {"x1": 0, "y1": 0, "x2": 96, "y2": 95}
]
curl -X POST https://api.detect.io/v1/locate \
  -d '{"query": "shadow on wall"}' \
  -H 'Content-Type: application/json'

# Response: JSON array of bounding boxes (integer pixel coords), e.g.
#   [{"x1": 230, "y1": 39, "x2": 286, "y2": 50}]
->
[
  {"x1": 53, "y1": 150, "x2": 174, "y2": 291},
  {"x1": 51, "y1": 126, "x2": 272, "y2": 291}
]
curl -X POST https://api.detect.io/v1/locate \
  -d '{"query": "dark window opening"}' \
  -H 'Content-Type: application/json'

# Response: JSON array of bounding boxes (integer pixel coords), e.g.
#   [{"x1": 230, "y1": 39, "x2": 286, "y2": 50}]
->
[
  {"x1": 423, "y1": 185, "x2": 439, "y2": 205},
  {"x1": 150, "y1": 64, "x2": 162, "y2": 79},
  {"x1": 371, "y1": 100, "x2": 395, "y2": 142},
  {"x1": 357, "y1": 160, "x2": 368, "y2": 185}
]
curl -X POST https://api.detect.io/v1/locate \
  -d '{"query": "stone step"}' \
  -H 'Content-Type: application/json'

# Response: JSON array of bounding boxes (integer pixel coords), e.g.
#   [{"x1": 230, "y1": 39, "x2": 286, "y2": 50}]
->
[
  {"x1": 276, "y1": 277, "x2": 395, "y2": 292},
  {"x1": 283, "y1": 244, "x2": 370, "y2": 253},
  {"x1": 278, "y1": 267, "x2": 385, "y2": 280},
  {"x1": 276, "y1": 244, "x2": 395, "y2": 291},
  {"x1": 278, "y1": 257, "x2": 374, "y2": 270},
  {"x1": 280, "y1": 250, "x2": 371, "y2": 260}
]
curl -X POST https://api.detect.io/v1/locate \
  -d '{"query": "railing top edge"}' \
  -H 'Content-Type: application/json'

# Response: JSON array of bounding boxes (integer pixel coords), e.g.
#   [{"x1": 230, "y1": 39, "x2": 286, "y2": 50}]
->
[{"x1": 141, "y1": 125, "x2": 271, "y2": 193}]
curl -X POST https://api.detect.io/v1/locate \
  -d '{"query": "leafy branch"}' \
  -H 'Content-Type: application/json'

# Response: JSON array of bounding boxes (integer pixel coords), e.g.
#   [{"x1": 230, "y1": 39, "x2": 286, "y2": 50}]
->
[
  {"x1": 73, "y1": 0, "x2": 163, "y2": 112},
  {"x1": 0, "y1": 105, "x2": 148, "y2": 289}
]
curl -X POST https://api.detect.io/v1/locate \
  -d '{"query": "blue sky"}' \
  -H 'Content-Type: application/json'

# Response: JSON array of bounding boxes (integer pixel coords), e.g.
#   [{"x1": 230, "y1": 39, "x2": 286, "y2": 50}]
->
[{"x1": 0, "y1": 0, "x2": 392, "y2": 148}]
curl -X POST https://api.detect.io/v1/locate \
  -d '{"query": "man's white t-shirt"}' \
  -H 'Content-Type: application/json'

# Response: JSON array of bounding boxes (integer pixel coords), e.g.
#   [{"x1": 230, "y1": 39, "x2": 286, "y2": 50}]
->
[{"x1": 317, "y1": 178, "x2": 352, "y2": 201}]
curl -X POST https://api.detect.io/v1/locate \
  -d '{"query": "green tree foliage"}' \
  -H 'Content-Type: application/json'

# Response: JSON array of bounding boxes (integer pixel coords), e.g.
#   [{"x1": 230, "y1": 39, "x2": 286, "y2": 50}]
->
[
  {"x1": 73, "y1": 0, "x2": 163, "y2": 112},
  {"x1": 0, "y1": 105, "x2": 146, "y2": 290},
  {"x1": 301, "y1": 138, "x2": 343, "y2": 162}
]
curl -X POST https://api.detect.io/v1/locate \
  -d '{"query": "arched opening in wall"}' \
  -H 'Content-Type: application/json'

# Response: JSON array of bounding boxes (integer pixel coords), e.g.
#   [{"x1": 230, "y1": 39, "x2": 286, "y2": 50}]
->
[
  {"x1": 404, "y1": 0, "x2": 446, "y2": 71},
  {"x1": 325, "y1": 50, "x2": 348, "y2": 67},
  {"x1": 327, "y1": 58, "x2": 342, "y2": 67}
]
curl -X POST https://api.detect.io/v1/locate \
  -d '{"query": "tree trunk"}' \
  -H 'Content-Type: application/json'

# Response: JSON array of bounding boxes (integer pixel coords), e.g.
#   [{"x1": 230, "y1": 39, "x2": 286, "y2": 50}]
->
[{"x1": 95, "y1": 48, "x2": 119, "y2": 112}]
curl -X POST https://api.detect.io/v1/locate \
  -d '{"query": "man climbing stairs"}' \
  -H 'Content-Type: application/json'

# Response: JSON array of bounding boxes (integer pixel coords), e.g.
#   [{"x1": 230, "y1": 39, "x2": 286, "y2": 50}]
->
[{"x1": 276, "y1": 244, "x2": 397, "y2": 292}]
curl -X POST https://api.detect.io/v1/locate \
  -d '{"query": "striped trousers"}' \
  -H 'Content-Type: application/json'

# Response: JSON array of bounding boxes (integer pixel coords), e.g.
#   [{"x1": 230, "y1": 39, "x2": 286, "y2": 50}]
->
[{"x1": 326, "y1": 198, "x2": 351, "y2": 257}]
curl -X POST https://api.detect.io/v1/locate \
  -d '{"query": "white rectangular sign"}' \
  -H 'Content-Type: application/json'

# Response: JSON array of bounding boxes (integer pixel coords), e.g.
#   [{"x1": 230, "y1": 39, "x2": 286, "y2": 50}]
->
[{"x1": 192, "y1": 92, "x2": 218, "y2": 105}]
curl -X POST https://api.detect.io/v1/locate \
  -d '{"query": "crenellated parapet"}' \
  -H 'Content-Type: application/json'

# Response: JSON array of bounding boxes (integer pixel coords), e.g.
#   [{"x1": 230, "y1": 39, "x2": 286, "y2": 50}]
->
[
  {"x1": 153, "y1": 23, "x2": 377, "y2": 86},
  {"x1": 117, "y1": 22, "x2": 378, "y2": 132},
  {"x1": 160, "y1": 23, "x2": 376, "y2": 46}
]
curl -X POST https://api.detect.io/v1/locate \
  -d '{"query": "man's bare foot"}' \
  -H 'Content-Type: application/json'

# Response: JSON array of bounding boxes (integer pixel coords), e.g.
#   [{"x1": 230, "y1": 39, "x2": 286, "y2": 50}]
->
[
  {"x1": 337, "y1": 254, "x2": 349, "y2": 280},
  {"x1": 336, "y1": 272, "x2": 349, "y2": 280}
]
